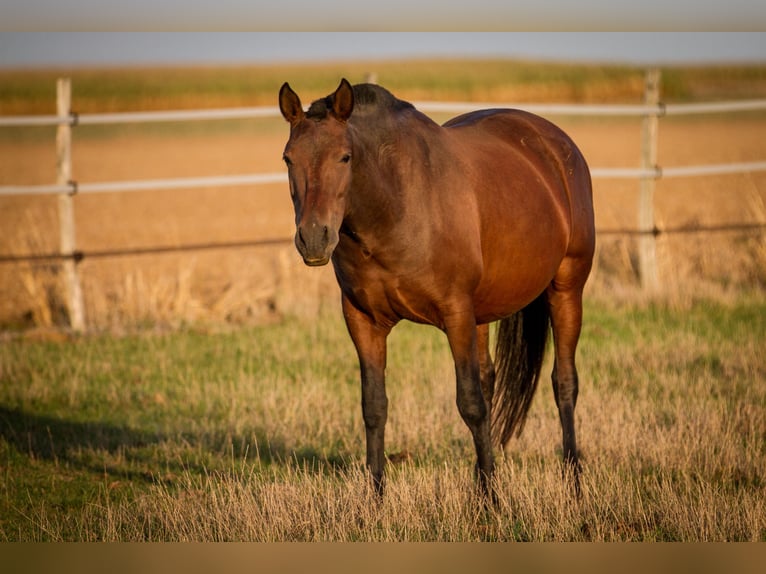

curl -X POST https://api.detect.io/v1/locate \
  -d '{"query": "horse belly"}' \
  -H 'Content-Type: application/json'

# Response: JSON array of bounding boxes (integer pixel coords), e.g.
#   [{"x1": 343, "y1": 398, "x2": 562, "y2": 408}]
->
[
  {"x1": 472, "y1": 203, "x2": 570, "y2": 323},
  {"x1": 459, "y1": 137, "x2": 574, "y2": 321},
  {"x1": 472, "y1": 266, "x2": 559, "y2": 323}
]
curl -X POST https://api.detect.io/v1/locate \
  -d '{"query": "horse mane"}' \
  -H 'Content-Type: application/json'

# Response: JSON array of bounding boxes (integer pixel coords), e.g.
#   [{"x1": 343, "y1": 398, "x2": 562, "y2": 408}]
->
[{"x1": 306, "y1": 83, "x2": 414, "y2": 120}]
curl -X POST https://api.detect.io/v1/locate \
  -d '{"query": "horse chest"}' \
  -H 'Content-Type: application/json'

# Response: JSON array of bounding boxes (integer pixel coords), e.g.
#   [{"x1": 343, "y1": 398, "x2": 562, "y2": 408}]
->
[{"x1": 333, "y1": 253, "x2": 444, "y2": 327}]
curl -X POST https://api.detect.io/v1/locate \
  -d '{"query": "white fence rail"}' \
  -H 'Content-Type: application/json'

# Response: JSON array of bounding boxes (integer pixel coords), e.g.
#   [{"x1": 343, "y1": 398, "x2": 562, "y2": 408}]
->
[
  {"x1": 2, "y1": 71, "x2": 766, "y2": 329},
  {"x1": 5, "y1": 161, "x2": 766, "y2": 198},
  {"x1": 0, "y1": 174, "x2": 287, "y2": 197},
  {"x1": 2, "y1": 98, "x2": 766, "y2": 198},
  {"x1": 3, "y1": 99, "x2": 766, "y2": 129}
]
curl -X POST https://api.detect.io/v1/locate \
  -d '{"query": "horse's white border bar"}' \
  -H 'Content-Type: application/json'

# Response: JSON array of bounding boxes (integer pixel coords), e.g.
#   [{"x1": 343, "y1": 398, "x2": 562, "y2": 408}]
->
[{"x1": 1, "y1": 97, "x2": 766, "y2": 197}]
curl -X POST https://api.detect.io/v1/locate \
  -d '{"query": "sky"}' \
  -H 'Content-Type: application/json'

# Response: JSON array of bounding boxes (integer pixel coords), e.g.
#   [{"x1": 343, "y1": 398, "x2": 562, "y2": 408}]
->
[
  {"x1": 1, "y1": 0, "x2": 765, "y2": 32},
  {"x1": 0, "y1": 33, "x2": 765, "y2": 69}
]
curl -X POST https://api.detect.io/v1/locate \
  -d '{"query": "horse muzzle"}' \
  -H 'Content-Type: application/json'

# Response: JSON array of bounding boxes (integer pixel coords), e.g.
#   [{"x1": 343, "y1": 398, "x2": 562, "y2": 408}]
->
[{"x1": 295, "y1": 222, "x2": 338, "y2": 266}]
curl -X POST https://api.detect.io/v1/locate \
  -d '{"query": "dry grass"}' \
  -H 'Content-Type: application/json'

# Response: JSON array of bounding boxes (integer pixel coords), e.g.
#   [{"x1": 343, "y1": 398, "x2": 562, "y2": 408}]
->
[
  {"x1": 2, "y1": 300, "x2": 763, "y2": 541},
  {"x1": 71, "y1": 452, "x2": 762, "y2": 541}
]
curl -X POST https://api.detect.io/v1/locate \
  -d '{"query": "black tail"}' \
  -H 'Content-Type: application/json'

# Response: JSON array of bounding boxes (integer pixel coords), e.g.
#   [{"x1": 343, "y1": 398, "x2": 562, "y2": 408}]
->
[{"x1": 491, "y1": 293, "x2": 550, "y2": 447}]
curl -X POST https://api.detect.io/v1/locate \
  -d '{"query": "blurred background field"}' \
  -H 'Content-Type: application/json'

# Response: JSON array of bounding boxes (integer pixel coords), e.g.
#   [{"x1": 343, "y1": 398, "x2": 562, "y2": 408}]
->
[
  {"x1": 1, "y1": 57, "x2": 765, "y2": 541},
  {"x1": 3, "y1": 60, "x2": 766, "y2": 112},
  {"x1": 1, "y1": 60, "x2": 766, "y2": 331}
]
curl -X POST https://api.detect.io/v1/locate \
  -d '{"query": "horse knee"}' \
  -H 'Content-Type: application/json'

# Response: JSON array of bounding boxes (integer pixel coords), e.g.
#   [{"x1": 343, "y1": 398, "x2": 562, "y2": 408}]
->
[
  {"x1": 456, "y1": 389, "x2": 488, "y2": 428},
  {"x1": 480, "y1": 362, "x2": 495, "y2": 406},
  {"x1": 552, "y1": 362, "x2": 578, "y2": 408},
  {"x1": 557, "y1": 372, "x2": 579, "y2": 408},
  {"x1": 362, "y1": 396, "x2": 388, "y2": 430}
]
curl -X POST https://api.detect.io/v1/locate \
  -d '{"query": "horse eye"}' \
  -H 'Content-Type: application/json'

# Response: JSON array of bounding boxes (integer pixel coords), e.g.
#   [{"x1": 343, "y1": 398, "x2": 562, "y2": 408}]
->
[
  {"x1": 340, "y1": 154, "x2": 351, "y2": 164},
  {"x1": 283, "y1": 154, "x2": 292, "y2": 167}
]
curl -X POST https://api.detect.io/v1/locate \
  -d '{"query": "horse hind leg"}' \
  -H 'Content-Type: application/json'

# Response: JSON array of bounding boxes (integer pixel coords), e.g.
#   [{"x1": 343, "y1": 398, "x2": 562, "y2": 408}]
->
[
  {"x1": 547, "y1": 272, "x2": 587, "y2": 495},
  {"x1": 477, "y1": 323, "x2": 496, "y2": 414}
]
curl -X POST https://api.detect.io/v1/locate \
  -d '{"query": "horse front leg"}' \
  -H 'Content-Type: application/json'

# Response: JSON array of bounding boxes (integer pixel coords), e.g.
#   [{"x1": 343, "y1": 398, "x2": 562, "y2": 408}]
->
[
  {"x1": 342, "y1": 295, "x2": 391, "y2": 497},
  {"x1": 444, "y1": 309, "x2": 495, "y2": 499}
]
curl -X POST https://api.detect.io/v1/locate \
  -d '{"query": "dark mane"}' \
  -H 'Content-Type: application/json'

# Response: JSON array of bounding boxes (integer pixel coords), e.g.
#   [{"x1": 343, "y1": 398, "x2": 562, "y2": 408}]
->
[{"x1": 306, "y1": 83, "x2": 414, "y2": 120}]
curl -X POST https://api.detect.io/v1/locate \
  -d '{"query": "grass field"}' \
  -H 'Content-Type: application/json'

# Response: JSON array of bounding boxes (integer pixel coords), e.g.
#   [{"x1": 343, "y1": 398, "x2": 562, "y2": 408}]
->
[
  {"x1": 1, "y1": 296, "x2": 764, "y2": 541},
  {"x1": 1, "y1": 60, "x2": 765, "y2": 541},
  {"x1": 3, "y1": 61, "x2": 766, "y2": 115}
]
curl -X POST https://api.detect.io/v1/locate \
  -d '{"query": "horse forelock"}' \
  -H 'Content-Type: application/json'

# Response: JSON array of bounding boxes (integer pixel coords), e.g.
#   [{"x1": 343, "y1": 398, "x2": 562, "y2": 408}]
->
[
  {"x1": 306, "y1": 83, "x2": 413, "y2": 122},
  {"x1": 306, "y1": 96, "x2": 333, "y2": 120}
]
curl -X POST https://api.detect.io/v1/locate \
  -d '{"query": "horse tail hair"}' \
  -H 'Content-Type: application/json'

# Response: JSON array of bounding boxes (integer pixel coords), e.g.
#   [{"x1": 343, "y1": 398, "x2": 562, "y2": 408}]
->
[{"x1": 491, "y1": 292, "x2": 550, "y2": 447}]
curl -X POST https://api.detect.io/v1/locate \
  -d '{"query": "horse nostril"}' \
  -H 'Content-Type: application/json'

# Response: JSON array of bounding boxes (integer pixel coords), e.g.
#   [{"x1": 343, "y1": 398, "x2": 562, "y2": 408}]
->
[
  {"x1": 297, "y1": 226, "x2": 307, "y2": 248},
  {"x1": 322, "y1": 225, "x2": 329, "y2": 242}
]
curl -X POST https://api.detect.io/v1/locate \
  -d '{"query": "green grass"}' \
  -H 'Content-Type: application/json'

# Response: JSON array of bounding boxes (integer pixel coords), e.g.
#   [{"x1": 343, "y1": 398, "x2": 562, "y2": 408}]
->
[{"x1": 1, "y1": 296, "x2": 764, "y2": 540}]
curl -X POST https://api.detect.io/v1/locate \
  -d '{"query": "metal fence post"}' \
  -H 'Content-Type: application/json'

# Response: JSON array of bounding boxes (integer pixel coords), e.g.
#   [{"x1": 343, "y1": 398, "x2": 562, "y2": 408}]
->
[
  {"x1": 638, "y1": 68, "x2": 661, "y2": 291},
  {"x1": 56, "y1": 78, "x2": 85, "y2": 331}
]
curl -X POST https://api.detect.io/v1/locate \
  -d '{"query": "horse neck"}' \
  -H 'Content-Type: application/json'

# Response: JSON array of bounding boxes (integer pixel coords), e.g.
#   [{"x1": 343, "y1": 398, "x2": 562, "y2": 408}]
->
[
  {"x1": 345, "y1": 123, "x2": 404, "y2": 233},
  {"x1": 345, "y1": 110, "x2": 438, "y2": 234}
]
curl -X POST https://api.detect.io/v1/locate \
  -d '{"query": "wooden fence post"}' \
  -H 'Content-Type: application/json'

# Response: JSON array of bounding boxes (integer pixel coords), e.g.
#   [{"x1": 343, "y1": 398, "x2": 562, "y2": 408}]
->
[
  {"x1": 638, "y1": 68, "x2": 661, "y2": 291},
  {"x1": 56, "y1": 78, "x2": 85, "y2": 331}
]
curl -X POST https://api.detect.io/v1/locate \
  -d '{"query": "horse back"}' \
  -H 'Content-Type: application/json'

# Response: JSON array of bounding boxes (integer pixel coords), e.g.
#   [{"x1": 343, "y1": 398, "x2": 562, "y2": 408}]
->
[
  {"x1": 445, "y1": 108, "x2": 587, "y2": 189},
  {"x1": 441, "y1": 108, "x2": 595, "y2": 316},
  {"x1": 444, "y1": 108, "x2": 594, "y2": 249}
]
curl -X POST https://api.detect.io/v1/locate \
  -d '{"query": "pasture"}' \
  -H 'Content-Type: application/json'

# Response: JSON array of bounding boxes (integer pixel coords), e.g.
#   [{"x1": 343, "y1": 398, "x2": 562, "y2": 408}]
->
[
  {"x1": 1, "y1": 297, "x2": 764, "y2": 540},
  {"x1": 1, "y1": 60, "x2": 765, "y2": 540}
]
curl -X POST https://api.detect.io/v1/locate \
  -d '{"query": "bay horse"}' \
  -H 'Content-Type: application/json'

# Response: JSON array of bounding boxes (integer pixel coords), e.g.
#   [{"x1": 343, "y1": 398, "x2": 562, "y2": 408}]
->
[{"x1": 279, "y1": 79, "x2": 595, "y2": 498}]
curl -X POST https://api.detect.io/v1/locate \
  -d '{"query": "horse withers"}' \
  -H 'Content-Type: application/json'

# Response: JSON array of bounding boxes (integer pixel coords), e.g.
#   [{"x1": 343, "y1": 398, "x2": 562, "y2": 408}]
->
[{"x1": 278, "y1": 79, "x2": 595, "y2": 499}]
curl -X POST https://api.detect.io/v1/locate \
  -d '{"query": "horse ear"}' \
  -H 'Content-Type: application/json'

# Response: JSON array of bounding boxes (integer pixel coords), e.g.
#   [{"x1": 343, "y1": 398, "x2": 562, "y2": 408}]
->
[
  {"x1": 279, "y1": 82, "x2": 304, "y2": 125},
  {"x1": 331, "y1": 78, "x2": 354, "y2": 122}
]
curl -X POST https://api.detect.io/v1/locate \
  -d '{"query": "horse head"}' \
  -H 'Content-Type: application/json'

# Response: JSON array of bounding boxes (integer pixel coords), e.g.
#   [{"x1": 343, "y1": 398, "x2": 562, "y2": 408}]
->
[{"x1": 279, "y1": 79, "x2": 355, "y2": 266}]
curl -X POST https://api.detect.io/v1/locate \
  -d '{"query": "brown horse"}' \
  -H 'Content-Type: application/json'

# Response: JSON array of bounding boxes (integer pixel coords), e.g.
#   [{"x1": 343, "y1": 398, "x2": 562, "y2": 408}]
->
[{"x1": 279, "y1": 79, "x2": 595, "y2": 498}]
